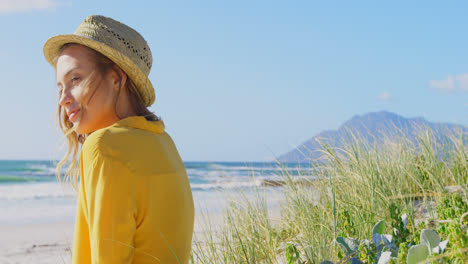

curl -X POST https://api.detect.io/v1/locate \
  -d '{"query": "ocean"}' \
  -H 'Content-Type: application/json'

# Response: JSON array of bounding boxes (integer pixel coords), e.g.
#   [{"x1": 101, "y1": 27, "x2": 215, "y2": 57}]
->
[{"x1": 0, "y1": 160, "x2": 312, "y2": 224}]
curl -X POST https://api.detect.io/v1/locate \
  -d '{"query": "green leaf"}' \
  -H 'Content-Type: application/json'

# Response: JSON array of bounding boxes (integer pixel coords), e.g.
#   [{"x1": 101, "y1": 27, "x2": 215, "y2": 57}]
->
[
  {"x1": 320, "y1": 261, "x2": 335, "y2": 264},
  {"x1": 439, "y1": 240, "x2": 448, "y2": 253},
  {"x1": 373, "y1": 220, "x2": 386, "y2": 235},
  {"x1": 407, "y1": 244, "x2": 429, "y2": 264},
  {"x1": 382, "y1": 234, "x2": 393, "y2": 245},
  {"x1": 402, "y1": 214, "x2": 408, "y2": 229},
  {"x1": 336, "y1": 237, "x2": 359, "y2": 255},
  {"x1": 378, "y1": 251, "x2": 392, "y2": 264},
  {"x1": 285, "y1": 243, "x2": 301, "y2": 263},
  {"x1": 372, "y1": 233, "x2": 381, "y2": 245},
  {"x1": 420, "y1": 229, "x2": 440, "y2": 253}
]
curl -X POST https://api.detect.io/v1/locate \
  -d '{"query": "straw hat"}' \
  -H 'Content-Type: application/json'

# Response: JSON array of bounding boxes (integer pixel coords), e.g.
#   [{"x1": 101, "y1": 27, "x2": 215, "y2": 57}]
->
[{"x1": 43, "y1": 15, "x2": 155, "y2": 107}]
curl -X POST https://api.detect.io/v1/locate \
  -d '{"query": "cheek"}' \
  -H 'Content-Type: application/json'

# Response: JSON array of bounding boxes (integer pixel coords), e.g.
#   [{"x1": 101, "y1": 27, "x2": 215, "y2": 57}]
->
[
  {"x1": 93, "y1": 86, "x2": 114, "y2": 109},
  {"x1": 81, "y1": 83, "x2": 115, "y2": 118},
  {"x1": 71, "y1": 85, "x2": 89, "y2": 105}
]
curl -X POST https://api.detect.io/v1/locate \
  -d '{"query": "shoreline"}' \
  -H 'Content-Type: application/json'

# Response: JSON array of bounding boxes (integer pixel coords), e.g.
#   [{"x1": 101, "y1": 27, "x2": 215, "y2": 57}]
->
[{"x1": 0, "y1": 198, "x2": 283, "y2": 263}]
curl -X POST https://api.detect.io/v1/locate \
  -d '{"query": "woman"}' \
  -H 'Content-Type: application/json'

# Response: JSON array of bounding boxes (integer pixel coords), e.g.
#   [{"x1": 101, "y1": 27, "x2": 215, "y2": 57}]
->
[{"x1": 43, "y1": 15, "x2": 194, "y2": 263}]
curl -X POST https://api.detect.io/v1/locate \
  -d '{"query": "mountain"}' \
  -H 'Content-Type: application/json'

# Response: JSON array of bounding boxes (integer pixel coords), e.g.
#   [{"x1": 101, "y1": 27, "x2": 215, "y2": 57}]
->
[{"x1": 278, "y1": 111, "x2": 468, "y2": 163}]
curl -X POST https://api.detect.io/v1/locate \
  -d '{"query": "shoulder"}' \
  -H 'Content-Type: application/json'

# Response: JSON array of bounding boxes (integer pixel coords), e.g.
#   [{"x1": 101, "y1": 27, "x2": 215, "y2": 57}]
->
[
  {"x1": 81, "y1": 119, "x2": 182, "y2": 174},
  {"x1": 82, "y1": 125, "x2": 139, "y2": 161},
  {"x1": 80, "y1": 128, "x2": 137, "y2": 193},
  {"x1": 82, "y1": 126, "x2": 110, "y2": 158},
  {"x1": 82, "y1": 122, "x2": 165, "y2": 163}
]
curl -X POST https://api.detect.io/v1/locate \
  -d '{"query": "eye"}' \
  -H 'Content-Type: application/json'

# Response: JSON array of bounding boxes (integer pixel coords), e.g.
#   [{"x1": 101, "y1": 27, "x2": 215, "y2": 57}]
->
[{"x1": 71, "y1": 76, "x2": 81, "y2": 85}]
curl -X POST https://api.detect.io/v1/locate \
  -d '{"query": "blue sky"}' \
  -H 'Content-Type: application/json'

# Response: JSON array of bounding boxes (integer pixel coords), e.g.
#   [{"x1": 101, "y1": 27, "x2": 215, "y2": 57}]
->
[{"x1": 1, "y1": 0, "x2": 468, "y2": 161}]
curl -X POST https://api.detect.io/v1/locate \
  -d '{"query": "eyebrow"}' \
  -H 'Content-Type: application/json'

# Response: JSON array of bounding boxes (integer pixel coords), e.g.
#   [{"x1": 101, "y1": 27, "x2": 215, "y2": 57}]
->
[{"x1": 56, "y1": 67, "x2": 80, "y2": 88}]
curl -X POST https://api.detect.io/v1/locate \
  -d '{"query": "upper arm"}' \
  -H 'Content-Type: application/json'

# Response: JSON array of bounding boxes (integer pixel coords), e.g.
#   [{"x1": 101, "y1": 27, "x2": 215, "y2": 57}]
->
[{"x1": 83, "y1": 148, "x2": 137, "y2": 264}]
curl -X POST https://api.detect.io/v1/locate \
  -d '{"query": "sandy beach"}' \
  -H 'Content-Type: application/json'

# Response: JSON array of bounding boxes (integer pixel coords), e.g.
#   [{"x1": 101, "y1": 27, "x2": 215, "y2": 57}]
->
[
  {"x1": 0, "y1": 216, "x2": 219, "y2": 264},
  {"x1": 0, "y1": 222, "x2": 74, "y2": 264},
  {"x1": 0, "y1": 211, "x2": 255, "y2": 263}
]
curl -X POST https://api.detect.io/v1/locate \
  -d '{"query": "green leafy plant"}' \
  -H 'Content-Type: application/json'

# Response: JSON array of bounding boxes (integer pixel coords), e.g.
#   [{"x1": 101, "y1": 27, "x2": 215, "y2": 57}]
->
[
  {"x1": 406, "y1": 229, "x2": 449, "y2": 264},
  {"x1": 285, "y1": 243, "x2": 303, "y2": 264},
  {"x1": 320, "y1": 201, "x2": 468, "y2": 264},
  {"x1": 339, "y1": 207, "x2": 357, "y2": 238},
  {"x1": 436, "y1": 193, "x2": 468, "y2": 221},
  {"x1": 446, "y1": 220, "x2": 468, "y2": 263},
  {"x1": 389, "y1": 203, "x2": 410, "y2": 247},
  {"x1": 322, "y1": 219, "x2": 399, "y2": 264}
]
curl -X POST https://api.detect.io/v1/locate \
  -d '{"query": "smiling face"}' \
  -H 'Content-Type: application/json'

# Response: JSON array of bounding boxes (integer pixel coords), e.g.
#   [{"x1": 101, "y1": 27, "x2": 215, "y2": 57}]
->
[{"x1": 56, "y1": 44, "x2": 122, "y2": 134}]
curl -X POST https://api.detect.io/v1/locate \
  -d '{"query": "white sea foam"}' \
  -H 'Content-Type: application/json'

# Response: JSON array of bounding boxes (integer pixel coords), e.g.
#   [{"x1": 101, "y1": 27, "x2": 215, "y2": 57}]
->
[
  {"x1": 0, "y1": 177, "x2": 289, "y2": 200},
  {"x1": 0, "y1": 182, "x2": 76, "y2": 201},
  {"x1": 191, "y1": 179, "x2": 264, "y2": 190}
]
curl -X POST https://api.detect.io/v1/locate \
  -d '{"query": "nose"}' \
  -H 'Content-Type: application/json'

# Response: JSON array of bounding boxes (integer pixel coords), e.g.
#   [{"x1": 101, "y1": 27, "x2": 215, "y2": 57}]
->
[{"x1": 59, "y1": 89, "x2": 73, "y2": 107}]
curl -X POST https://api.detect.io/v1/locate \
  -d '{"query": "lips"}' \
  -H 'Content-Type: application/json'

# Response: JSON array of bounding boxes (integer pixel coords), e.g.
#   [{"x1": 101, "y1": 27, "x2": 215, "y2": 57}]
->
[{"x1": 67, "y1": 109, "x2": 80, "y2": 121}]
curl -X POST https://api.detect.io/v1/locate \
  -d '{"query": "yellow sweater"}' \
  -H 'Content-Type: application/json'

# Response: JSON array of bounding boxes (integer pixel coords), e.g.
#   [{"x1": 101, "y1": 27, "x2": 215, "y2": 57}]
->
[{"x1": 72, "y1": 116, "x2": 194, "y2": 263}]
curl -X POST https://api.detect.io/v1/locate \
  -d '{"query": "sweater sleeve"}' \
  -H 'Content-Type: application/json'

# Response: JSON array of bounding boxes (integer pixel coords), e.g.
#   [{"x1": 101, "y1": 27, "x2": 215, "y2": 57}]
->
[{"x1": 83, "y1": 149, "x2": 137, "y2": 264}]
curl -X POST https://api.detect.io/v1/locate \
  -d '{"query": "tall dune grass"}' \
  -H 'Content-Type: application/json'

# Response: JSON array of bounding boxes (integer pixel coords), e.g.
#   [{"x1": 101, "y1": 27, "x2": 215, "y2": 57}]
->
[{"x1": 191, "y1": 128, "x2": 468, "y2": 263}]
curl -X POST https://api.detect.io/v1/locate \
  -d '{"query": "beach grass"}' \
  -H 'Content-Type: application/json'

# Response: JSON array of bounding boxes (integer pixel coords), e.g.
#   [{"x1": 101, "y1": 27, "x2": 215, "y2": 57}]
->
[{"x1": 190, "y1": 128, "x2": 468, "y2": 263}]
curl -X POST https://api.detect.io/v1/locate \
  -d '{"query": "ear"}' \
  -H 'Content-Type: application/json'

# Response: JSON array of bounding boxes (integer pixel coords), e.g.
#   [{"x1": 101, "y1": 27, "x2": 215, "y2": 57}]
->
[{"x1": 111, "y1": 64, "x2": 128, "y2": 92}]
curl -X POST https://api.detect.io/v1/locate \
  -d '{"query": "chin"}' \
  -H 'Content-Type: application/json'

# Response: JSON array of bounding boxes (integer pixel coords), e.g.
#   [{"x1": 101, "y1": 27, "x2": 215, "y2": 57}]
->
[
  {"x1": 74, "y1": 126, "x2": 86, "y2": 135},
  {"x1": 72, "y1": 114, "x2": 90, "y2": 134},
  {"x1": 73, "y1": 122, "x2": 89, "y2": 135}
]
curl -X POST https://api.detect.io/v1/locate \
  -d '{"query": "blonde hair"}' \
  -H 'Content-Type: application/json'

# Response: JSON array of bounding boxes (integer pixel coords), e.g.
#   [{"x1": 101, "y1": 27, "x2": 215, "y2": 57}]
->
[{"x1": 54, "y1": 43, "x2": 160, "y2": 190}]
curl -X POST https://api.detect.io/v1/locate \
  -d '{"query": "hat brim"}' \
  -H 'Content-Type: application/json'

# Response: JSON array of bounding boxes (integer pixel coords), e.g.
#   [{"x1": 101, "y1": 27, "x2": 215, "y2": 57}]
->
[{"x1": 43, "y1": 34, "x2": 155, "y2": 107}]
